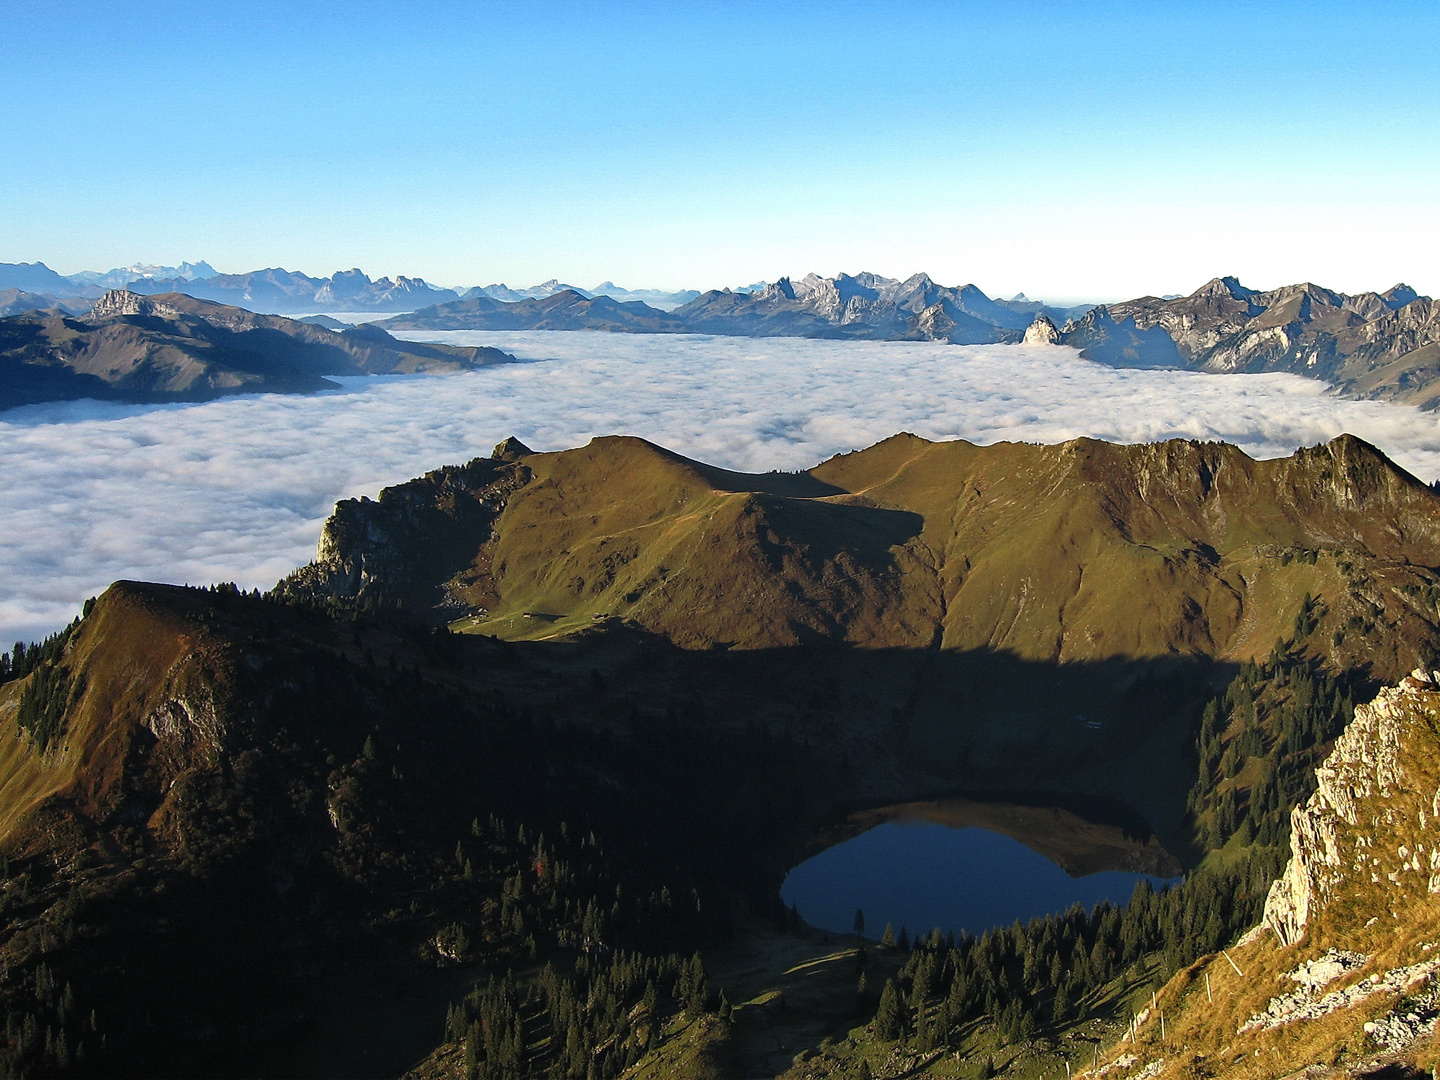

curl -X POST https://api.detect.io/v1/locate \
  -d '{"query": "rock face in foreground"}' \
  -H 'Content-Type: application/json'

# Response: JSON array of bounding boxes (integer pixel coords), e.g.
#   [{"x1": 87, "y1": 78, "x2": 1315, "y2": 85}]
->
[
  {"x1": 1117, "y1": 675, "x2": 1440, "y2": 1078},
  {"x1": 1264, "y1": 670, "x2": 1440, "y2": 947}
]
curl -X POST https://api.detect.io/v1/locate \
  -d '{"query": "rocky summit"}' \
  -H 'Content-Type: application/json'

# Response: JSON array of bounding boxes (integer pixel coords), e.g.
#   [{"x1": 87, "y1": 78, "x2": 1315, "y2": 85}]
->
[{"x1": 1060, "y1": 276, "x2": 1440, "y2": 407}]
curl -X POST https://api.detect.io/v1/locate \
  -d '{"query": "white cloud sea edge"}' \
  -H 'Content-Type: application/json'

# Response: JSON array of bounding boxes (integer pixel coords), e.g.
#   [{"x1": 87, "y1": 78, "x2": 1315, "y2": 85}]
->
[{"x1": 4, "y1": 330, "x2": 1440, "y2": 646}]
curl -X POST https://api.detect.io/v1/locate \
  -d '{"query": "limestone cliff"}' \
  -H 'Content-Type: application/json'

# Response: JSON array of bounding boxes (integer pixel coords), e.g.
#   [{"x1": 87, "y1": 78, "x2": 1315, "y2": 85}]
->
[
  {"x1": 1023, "y1": 313, "x2": 1062, "y2": 345},
  {"x1": 1262, "y1": 671, "x2": 1440, "y2": 947},
  {"x1": 1107, "y1": 676, "x2": 1440, "y2": 1078},
  {"x1": 276, "y1": 440, "x2": 532, "y2": 618}
]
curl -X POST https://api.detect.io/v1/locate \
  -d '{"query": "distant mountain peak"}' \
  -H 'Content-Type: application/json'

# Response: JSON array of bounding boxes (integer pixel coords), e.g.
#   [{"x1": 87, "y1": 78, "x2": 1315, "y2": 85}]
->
[
  {"x1": 1022, "y1": 314, "x2": 1061, "y2": 345},
  {"x1": 760, "y1": 277, "x2": 796, "y2": 301},
  {"x1": 1192, "y1": 275, "x2": 1256, "y2": 300},
  {"x1": 1383, "y1": 283, "x2": 1420, "y2": 309}
]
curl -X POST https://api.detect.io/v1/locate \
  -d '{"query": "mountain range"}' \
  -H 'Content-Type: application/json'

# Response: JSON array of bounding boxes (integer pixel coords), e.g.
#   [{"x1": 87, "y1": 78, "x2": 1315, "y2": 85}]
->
[
  {"x1": 127, "y1": 267, "x2": 463, "y2": 313},
  {"x1": 0, "y1": 262, "x2": 705, "y2": 316},
  {"x1": 384, "y1": 271, "x2": 1090, "y2": 342},
  {"x1": 1059, "y1": 275, "x2": 1440, "y2": 407},
  {"x1": 464, "y1": 279, "x2": 702, "y2": 310},
  {"x1": 0, "y1": 290, "x2": 513, "y2": 411},
  {"x1": 385, "y1": 273, "x2": 1440, "y2": 409},
  {"x1": 0, "y1": 261, "x2": 218, "y2": 301},
  {"x1": 11, "y1": 263, "x2": 1440, "y2": 412},
  {"x1": 1, "y1": 430, "x2": 1439, "y2": 1076}
]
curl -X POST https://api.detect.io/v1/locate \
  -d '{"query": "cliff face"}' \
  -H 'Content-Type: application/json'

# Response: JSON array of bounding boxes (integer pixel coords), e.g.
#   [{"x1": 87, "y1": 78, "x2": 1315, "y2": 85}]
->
[
  {"x1": 1262, "y1": 673, "x2": 1439, "y2": 947},
  {"x1": 1113, "y1": 675, "x2": 1440, "y2": 1079},
  {"x1": 1060, "y1": 277, "x2": 1440, "y2": 407},
  {"x1": 277, "y1": 444, "x2": 533, "y2": 616}
]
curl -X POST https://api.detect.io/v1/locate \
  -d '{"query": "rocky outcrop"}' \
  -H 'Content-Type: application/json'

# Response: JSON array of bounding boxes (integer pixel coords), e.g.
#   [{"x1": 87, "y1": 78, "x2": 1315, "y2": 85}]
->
[
  {"x1": 277, "y1": 440, "x2": 534, "y2": 619},
  {"x1": 1023, "y1": 314, "x2": 1061, "y2": 345},
  {"x1": 86, "y1": 289, "x2": 184, "y2": 320},
  {"x1": 1263, "y1": 670, "x2": 1440, "y2": 946},
  {"x1": 1240, "y1": 951, "x2": 1439, "y2": 1035},
  {"x1": 86, "y1": 289, "x2": 146, "y2": 319}
]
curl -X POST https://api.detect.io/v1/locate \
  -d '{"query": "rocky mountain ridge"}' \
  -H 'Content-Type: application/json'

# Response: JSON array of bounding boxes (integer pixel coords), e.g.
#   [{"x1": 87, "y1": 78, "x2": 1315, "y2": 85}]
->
[
  {"x1": 282, "y1": 431, "x2": 1440, "y2": 673},
  {"x1": 387, "y1": 270, "x2": 1088, "y2": 342},
  {"x1": 0, "y1": 290, "x2": 514, "y2": 410},
  {"x1": 1058, "y1": 275, "x2": 1440, "y2": 407},
  {"x1": 127, "y1": 266, "x2": 461, "y2": 314}
]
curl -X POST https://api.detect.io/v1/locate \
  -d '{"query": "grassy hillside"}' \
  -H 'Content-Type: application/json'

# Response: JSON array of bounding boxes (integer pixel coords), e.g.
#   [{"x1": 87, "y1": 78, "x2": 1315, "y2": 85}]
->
[{"x1": 284, "y1": 432, "x2": 1440, "y2": 674}]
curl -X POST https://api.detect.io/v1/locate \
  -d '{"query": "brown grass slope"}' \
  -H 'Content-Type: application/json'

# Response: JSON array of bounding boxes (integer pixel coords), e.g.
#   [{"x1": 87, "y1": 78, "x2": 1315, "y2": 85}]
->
[
  {"x1": 0, "y1": 582, "x2": 251, "y2": 853},
  {"x1": 290, "y1": 432, "x2": 1440, "y2": 677}
]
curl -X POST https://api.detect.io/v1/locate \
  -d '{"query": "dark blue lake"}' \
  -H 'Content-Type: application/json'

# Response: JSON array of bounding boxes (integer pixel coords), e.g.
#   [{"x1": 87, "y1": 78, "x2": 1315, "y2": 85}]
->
[{"x1": 781, "y1": 818, "x2": 1180, "y2": 939}]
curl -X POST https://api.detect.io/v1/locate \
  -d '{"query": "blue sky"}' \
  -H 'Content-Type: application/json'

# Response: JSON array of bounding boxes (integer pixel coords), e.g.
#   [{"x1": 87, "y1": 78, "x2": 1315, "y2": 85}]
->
[{"x1": 4, "y1": 1, "x2": 1438, "y2": 300}]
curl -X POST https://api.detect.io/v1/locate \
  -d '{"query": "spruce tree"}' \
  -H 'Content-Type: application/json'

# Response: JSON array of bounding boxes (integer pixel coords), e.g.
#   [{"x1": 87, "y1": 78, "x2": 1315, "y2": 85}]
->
[{"x1": 875, "y1": 979, "x2": 904, "y2": 1041}]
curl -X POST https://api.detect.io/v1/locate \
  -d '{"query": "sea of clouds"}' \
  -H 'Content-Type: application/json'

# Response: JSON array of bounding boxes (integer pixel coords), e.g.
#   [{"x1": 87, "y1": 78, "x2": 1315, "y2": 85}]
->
[{"x1": 5, "y1": 330, "x2": 1440, "y2": 646}]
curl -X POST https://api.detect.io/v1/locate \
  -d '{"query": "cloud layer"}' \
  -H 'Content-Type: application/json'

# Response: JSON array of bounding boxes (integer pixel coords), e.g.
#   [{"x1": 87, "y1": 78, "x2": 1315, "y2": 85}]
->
[{"x1": 5, "y1": 331, "x2": 1440, "y2": 646}]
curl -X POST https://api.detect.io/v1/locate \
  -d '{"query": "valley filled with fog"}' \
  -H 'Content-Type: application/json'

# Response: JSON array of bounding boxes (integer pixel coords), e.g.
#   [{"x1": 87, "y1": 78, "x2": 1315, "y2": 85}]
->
[{"x1": 5, "y1": 330, "x2": 1440, "y2": 645}]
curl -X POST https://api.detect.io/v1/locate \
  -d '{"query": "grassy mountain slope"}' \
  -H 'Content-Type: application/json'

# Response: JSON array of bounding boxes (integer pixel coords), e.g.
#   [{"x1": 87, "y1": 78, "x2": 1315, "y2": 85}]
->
[
  {"x1": 285, "y1": 432, "x2": 1440, "y2": 676},
  {"x1": 5, "y1": 432, "x2": 1440, "y2": 1077},
  {"x1": 277, "y1": 431, "x2": 1440, "y2": 860}
]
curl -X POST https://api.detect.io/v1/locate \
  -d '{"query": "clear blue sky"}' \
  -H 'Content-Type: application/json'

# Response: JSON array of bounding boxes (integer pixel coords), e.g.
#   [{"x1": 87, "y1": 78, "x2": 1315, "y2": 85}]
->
[{"x1": 4, "y1": 0, "x2": 1438, "y2": 300}]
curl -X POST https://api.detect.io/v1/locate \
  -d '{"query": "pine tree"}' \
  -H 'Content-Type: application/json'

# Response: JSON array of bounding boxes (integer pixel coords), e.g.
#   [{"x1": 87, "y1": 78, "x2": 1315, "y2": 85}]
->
[
  {"x1": 875, "y1": 979, "x2": 905, "y2": 1041},
  {"x1": 881, "y1": 922, "x2": 896, "y2": 948},
  {"x1": 1051, "y1": 981, "x2": 1071, "y2": 1024}
]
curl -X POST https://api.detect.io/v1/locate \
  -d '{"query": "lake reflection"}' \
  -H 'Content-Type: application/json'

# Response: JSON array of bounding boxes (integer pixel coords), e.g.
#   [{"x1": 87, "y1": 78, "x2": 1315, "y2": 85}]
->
[{"x1": 781, "y1": 820, "x2": 1180, "y2": 939}]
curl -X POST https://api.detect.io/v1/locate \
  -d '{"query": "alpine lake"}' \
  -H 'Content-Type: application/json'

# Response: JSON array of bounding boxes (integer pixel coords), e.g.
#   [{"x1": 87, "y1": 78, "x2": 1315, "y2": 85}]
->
[{"x1": 781, "y1": 796, "x2": 1183, "y2": 940}]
